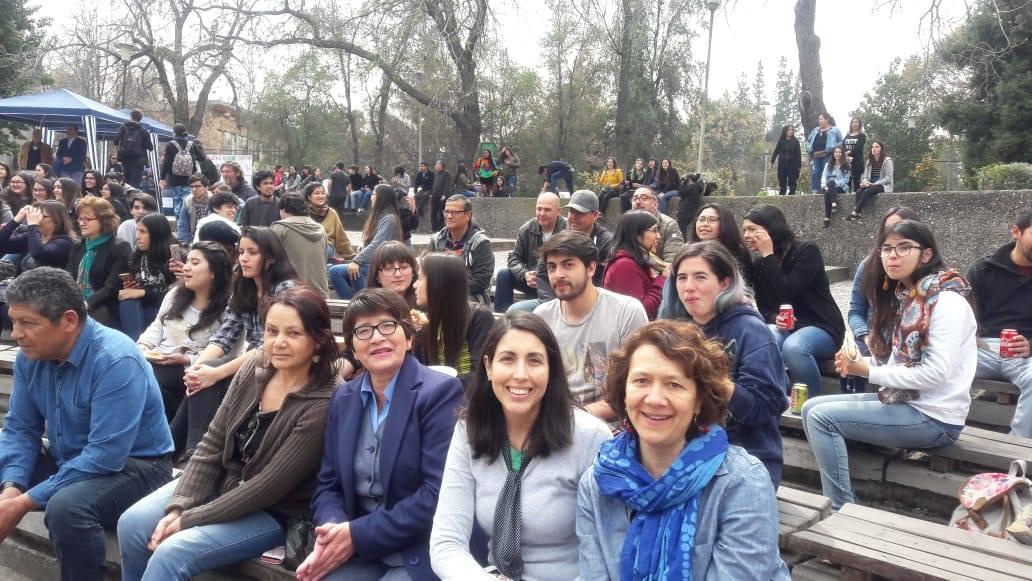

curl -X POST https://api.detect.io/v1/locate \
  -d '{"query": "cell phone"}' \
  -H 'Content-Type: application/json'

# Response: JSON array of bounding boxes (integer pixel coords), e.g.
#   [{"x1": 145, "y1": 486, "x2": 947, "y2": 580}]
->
[
  {"x1": 260, "y1": 545, "x2": 285, "y2": 565},
  {"x1": 171, "y1": 245, "x2": 187, "y2": 263},
  {"x1": 119, "y1": 273, "x2": 135, "y2": 287}
]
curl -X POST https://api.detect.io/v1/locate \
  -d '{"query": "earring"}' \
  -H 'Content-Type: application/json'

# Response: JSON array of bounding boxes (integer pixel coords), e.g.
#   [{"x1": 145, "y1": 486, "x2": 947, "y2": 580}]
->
[
  {"x1": 312, "y1": 355, "x2": 321, "y2": 363},
  {"x1": 882, "y1": 275, "x2": 890, "y2": 291}
]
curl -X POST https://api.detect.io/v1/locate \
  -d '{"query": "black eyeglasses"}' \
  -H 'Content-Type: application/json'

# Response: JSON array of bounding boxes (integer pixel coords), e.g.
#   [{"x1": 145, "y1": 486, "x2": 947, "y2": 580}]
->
[
  {"x1": 379, "y1": 264, "x2": 412, "y2": 275},
  {"x1": 352, "y1": 320, "x2": 399, "y2": 341},
  {"x1": 880, "y1": 244, "x2": 922, "y2": 258}
]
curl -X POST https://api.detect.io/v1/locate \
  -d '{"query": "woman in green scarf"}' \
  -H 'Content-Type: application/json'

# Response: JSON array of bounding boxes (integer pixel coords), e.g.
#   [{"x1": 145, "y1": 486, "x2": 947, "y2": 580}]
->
[{"x1": 66, "y1": 196, "x2": 131, "y2": 328}]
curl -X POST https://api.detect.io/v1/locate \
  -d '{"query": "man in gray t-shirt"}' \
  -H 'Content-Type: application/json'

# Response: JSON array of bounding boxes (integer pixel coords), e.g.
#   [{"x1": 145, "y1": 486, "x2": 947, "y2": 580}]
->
[{"x1": 533, "y1": 231, "x2": 647, "y2": 420}]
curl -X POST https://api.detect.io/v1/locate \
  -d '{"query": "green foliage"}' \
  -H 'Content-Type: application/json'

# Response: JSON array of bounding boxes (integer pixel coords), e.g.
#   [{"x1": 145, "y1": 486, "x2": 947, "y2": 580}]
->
[
  {"x1": 974, "y1": 163, "x2": 1032, "y2": 190},
  {"x1": 769, "y1": 57, "x2": 800, "y2": 140},
  {"x1": 0, "y1": 0, "x2": 48, "y2": 154},
  {"x1": 938, "y1": 0, "x2": 1032, "y2": 173}
]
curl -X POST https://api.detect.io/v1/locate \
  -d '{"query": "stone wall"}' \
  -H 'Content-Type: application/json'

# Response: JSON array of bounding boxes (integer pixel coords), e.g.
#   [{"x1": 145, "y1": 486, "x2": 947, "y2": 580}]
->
[{"x1": 467, "y1": 190, "x2": 1032, "y2": 272}]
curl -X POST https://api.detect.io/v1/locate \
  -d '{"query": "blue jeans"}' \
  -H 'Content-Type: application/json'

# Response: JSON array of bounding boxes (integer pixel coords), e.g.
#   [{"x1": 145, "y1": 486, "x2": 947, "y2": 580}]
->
[
  {"x1": 769, "y1": 324, "x2": 837, "y2": 396},
  {"x1": 349, "y1": 188, "x2": 373, "y2": 210},
  {"x1": 548, "y1": 170, "x2": 574, "y2": 194},
  {"x1": 801, "y1": 393, "x2": 962, "y2": 509},
  {"x1": 507, "y1": 298, "x2": 542, "y2": 315},
  {"x1": 329, "y1": 262, "x2": 368, "y2": 299},
  {"x1": 118, "y1": 480, "x2": 284, "y2": 580},
  {"x1": 505, "y1": 174, "x2": 517, "y2": 195},
  {"x1": 658, "y1": 190, "x2": 679, "y2": 213},
  {"x1": 493, "y1": 268, "x2": 537, "y2": 313},
  {"x1": 167, "y1": 186, "x2": 190, "y2": 219},
  {"x1": 810, "y1": 157, "x2": 830, "y2": 193},
  {"x1": 119, "y1": 299, "x2": 159, "y2": 341},
  {"x1": 976, "y1": 338, "x2": 1032, "y2": 437},
  {"x1": 30, "y1": 451, "x2": 172, "y2": 581}
]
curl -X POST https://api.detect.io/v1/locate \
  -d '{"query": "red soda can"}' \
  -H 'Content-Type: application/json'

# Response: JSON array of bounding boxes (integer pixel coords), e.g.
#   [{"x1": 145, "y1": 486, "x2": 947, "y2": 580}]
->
[
  {"x1": 780, "y1": 304, "x2": 795, "y2": 330},
  {"x1": 1001, "y1": 329, "x2": 1018, "y2": 358}
]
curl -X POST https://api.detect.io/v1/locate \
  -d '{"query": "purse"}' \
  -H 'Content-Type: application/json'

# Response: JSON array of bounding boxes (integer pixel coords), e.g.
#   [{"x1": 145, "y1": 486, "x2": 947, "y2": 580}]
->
[
  {"x1": 283, "y1": 517, "x2": 316, "y2": 571},
  {"x1": 950, "y1": 460, "x2": 1032, "y2": 541}
]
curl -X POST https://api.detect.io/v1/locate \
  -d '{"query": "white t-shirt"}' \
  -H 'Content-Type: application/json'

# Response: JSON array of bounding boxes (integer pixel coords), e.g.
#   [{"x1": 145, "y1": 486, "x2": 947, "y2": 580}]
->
[{"x1": 534, "y1": 288, "x2": 648, "y2": 404}]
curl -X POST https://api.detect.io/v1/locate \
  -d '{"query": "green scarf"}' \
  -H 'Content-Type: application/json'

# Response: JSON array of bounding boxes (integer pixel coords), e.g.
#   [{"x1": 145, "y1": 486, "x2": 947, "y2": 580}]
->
[{"x1": 78, "y1": 233, "x2": 112, "y2": 298}]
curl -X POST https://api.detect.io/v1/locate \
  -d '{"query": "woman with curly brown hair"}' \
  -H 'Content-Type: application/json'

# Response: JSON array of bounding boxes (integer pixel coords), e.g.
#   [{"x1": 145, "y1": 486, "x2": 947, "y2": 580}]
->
[
  {"x1": 577, "y1": 320, "x2": 788, "y2": 580},
  {"x1": 66, "y1": 196, "x2": 131, "y2": 328}
]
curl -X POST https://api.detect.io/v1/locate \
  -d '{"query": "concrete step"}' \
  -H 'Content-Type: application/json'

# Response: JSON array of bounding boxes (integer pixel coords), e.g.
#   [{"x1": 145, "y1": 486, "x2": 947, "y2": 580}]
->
[{"x1": 824, "y1": 265, "x2": 850, "y2": 284}]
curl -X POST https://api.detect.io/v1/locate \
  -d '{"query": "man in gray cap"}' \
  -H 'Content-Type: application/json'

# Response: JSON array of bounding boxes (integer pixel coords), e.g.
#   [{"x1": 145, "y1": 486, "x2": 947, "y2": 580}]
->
[{"x1": 508, "y1": 190, "x2": 614, "y2": 313}]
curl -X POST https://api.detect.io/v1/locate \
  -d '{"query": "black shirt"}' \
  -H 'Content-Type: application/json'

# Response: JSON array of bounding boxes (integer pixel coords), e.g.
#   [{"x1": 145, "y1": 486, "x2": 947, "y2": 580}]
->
[
  {"x1": 812, "y1": 131, "x2": 828, "y2": 155},
  {"x1": 235, "y1": 406, "x2": 279, "y2": 465},
  {"x1": 26, "y1": 145, "x2": 41, "y2": 171}
]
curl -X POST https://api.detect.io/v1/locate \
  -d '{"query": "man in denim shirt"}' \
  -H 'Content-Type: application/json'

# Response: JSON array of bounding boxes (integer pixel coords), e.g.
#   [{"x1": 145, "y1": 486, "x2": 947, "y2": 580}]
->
[{"x1": 0, "y1": 268, "x2": 173, "y2": 581}]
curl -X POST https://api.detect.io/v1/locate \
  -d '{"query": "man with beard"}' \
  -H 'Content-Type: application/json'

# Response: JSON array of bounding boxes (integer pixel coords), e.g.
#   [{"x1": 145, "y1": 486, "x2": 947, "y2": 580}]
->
[{"x1": 534, "y1": 231, "x2": 647, "y2": 420}]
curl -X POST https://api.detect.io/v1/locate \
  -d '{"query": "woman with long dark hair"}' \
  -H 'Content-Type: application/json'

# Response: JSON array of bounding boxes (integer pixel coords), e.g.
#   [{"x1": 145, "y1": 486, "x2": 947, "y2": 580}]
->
[
  {"x1": 577, "y1": 321, "x2": 789, "y2": 580},
  {"x1": 655, "y1": 159, "x2": 681, "y2": 215},
  {"x1": 604, "y1": 210, "x2": 667, "y2": 319},
  {"x1": 178, "y1": 227, "x2": 298, "y2": 460},
  {"x1": 303, "y1": 181, "x2": 354, "y2": 263},
  {"x1": 34, "y1": 163, "x2": 54, "y2": 182},
  {"x1": 31, "y1": 177, "x2": 54, "y2": 202},
  {"x1": 771, "y1": 124, "x2": 800, "y2": 195},
  {"x1": 848, "y1": 141, "x2": 894, "y2": 222},
  {"x1": 472, "y1": 149, "x2": 498, "y2": 190},
  {"x1": 431, "y1": 312, "x2": 610, "y2": 579},
  {"x1": 743, "y1": 204, "x2": 844, "y2": 395},
  {"x1": 413, "y1": 252, "x2": 496, "y2": 382},
  {"x1": 53, "y1": 177, "x2": 80, "y2": 220},
  {"x1": 843, "y1": 116, "x2": 867, "y2": 191},
  {"x1": 820, "y1": 146, "x2": 852, "y2": 227},
  {"x1": 0, "y1": 162, "x2": 11, "y2": 190},
  {"x1": 597, "y1": 156, "x2": 624, "y2": 215},
  {"x1": 119, "y1": 287, "x2": 339, "y2": 580},
  {"x1": 805, "y1": 113, "x2": 844, "y2": 194},
  {"x1": 391, "y1": 164, "x2": 411, "y2": 191},
  {"x1": 367, "y1": 240, "x2": 419, "y2": 308},
  {"x1": 118, "y1": 213, "x2": 175, "y2": 340},
  {"x1": 804, "y1": 220, "x2": 974, "y2": 510},
  {"x1": 3, "y1": 171, "x2": 34, "y2": 214},
  {"x1": 328, "y1": 184, "x2": 402, "y2": 299},
  {"x1": 621, "y1": 158, "x2": 648, "y2": 212},
  {"x1": 81, "y1": 169, "x2": 104, "y2": 197},
  {"x1": 0, "y1": 200, "x2": 75, "y2": 271},
  {"x1": 101, "y1": 180, "x2": 131, "y2": 222},
  {"x1": 691, "y1": 203, "x2": 752, "y2": 280},
  {"x1": 137, "y1": 241, "x2": 233, "y2": 420},
  {"x1": 657, "y1": 242, "x2": 788, "y2": 483}
]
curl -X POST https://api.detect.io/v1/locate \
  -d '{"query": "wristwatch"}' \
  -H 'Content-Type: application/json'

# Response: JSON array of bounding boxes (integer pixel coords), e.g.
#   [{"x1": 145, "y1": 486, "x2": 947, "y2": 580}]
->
[{"x1": 1, "y1": 481, "x2": 25, "y2": 493}]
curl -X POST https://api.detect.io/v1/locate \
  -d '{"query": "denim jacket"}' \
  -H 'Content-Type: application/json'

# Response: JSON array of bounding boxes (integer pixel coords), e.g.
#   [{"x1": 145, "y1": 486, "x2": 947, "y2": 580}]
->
[
  {"x1": 821, "y1": 162, "x2": 852, "y2": 190},
  {"x1": 848, "y1": 258, "x2": 870, "y2": 338},
  {"x1": 806, "y1": 125, "x2": 844, "y2": 156},
  {"x1": 576, "y1": 445, "x2": 790, "y2": 580}
]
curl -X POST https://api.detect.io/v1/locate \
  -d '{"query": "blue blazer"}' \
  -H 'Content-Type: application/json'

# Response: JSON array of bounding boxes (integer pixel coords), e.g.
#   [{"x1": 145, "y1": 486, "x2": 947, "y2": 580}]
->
[{"x1": 312, "y1": 354, "x2": 464, "y2": 581}]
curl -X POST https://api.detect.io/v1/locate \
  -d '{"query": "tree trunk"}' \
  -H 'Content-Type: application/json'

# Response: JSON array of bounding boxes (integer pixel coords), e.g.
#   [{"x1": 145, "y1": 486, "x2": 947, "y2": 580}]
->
[
  {"x1": 794, "y1": 0, "x2": 825, "y2": 135},
  {"x1": 613, "y1": 0, "x2": 634, "y2": 165},
  {"x1": 371, "y1": 74, "x2": 392, "y2": 169}
]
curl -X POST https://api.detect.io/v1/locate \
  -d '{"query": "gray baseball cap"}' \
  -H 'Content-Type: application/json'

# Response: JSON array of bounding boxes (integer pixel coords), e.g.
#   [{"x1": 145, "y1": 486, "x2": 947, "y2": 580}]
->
[{"x1": 564, "y1": 189, "x2": 599, "y2": 213}]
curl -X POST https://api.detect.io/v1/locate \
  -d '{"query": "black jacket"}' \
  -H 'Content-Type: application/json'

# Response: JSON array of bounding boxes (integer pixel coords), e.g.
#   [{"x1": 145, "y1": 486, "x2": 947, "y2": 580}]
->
[
  {"x1": 507, "y1": 216, "x2": 568, "y2": 282},
  {"x1": 114, "y1": 121, "x2": 153, "y2": 161},
  {"x1": 431, "y1": 170, "x2": 452, "y2": 197},
  {"x1": 66, "y1": 236, "x2": 132, "y2": 324},
  {"x1": 966, "y1": 242, "x2": 1032, "y2": 338},
  {"x1": 770, "y1": 137, "x2": 802, "y2": 170},
  {"x1": 749, "y1": 240, "x2": 845, "y2": 346},
  {"x1": 414, "y1": 170, "x2": 434, "y2": 192}
]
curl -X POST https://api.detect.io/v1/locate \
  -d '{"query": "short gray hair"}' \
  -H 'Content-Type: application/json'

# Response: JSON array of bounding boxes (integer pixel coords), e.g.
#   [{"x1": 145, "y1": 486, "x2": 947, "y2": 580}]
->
[{"x1": 6, "y1": 267, "x2": 86, "y2": 324}]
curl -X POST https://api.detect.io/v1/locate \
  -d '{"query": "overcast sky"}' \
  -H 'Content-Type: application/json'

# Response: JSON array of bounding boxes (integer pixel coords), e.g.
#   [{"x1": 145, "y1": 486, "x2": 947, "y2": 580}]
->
[{"x1": 33, "y1": 0, "x2": 968, "y2": 126}]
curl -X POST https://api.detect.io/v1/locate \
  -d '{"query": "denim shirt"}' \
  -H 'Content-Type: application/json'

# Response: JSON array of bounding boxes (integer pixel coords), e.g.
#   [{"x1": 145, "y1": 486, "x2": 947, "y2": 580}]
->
[
  {"x1": 576, "y1": 445, "x2": 790, "y2": 581},
  {"x1": 0, "y1": 318, "x2": 174, "y2": 506},
  {"x1": 806, "y1": 125, "x2": 844, "y2": 155},
  {"x1": 848, "y1": 258, "x2": 870, "y2": 338}
]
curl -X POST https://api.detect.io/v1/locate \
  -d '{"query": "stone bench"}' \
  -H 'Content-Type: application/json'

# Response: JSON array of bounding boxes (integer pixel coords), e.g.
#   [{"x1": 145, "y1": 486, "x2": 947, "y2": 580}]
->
[{"x1": 788, "y1": 503, "x2": 1032, "y2": 580}]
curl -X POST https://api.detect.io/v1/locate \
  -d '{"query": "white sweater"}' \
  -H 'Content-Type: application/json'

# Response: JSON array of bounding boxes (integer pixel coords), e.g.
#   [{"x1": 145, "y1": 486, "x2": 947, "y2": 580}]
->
[
  {"x1": 867, "y1": 291, "x2": 975, "y2": 426},
  {"x1": 430, "y1": 409, "x2": 611, "y2": 581}
]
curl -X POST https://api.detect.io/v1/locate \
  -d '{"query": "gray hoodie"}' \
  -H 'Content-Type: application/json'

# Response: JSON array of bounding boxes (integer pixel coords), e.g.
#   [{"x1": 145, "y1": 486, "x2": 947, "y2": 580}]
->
[{"x1": 271, "y1": 215, "x2": 329, "y2": 297}]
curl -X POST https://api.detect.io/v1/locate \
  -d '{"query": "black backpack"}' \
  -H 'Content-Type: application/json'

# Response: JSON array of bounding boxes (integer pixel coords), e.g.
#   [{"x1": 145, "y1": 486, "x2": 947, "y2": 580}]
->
[{"x1": 118, "y1": 125, "x2": 148, "y2": 160}]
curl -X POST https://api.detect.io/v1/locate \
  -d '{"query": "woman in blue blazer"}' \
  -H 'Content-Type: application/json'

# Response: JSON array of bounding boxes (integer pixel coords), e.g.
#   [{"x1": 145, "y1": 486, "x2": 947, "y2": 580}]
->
[{"x1": 297, "y1": 288, "x2": 465, "y2": 581}]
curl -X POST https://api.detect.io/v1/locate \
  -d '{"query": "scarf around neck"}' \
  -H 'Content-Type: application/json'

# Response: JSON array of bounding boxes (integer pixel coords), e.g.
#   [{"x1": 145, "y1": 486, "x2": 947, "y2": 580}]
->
[
  {"x1": 595, "y1": 426, "x2": 728, "y2": 581},
  {"x1": 308, "y1": 203, "x2": 329, "y2": 222},
  {"x1": 78, "y1": 233, "x2": 112, "y2": 298},
  {"x1": 492, "y1": 435, "x2": 531, "y2": 580}
]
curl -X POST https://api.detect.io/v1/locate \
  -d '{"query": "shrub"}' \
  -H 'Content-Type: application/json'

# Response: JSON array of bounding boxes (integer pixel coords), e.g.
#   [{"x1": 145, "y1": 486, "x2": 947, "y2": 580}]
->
[{"x1": 975, "y1": 163, "x2": 1032, "y2": 190}]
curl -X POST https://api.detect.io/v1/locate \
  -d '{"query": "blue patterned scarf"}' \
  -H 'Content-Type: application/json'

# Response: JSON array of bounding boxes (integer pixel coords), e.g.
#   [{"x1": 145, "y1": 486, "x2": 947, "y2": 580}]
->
[{"x1": 595, "y1": 426, "x2": 728, "y2": 581}]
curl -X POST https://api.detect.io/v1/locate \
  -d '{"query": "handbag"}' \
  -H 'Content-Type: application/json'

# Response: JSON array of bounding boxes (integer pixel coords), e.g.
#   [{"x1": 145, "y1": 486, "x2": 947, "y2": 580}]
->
[
  {"x1": 950, "y1": 460, "x2": 1032, "y2": 541},
  {"x1": 283, "y1": 517, "x2": 316, "y2": 571}
]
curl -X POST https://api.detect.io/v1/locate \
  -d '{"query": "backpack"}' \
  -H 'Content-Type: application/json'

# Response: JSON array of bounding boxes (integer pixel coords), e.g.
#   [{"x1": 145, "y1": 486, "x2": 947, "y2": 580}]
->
[
  {"x1": 950, "y1": 460, "x2": 1032, "y2": 543},
  {"x1": 171, "y1": 140, "x2": 195, "y2": 177},
  {"x1": 118, "y1": 125, "x2": 148, "y2": 160}
]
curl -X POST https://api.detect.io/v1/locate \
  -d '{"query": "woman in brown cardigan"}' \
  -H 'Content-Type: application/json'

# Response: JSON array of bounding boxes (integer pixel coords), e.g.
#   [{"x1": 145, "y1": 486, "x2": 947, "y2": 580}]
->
[{"x1": 117, "y1": 286, "x2": 340, "y2": 580}]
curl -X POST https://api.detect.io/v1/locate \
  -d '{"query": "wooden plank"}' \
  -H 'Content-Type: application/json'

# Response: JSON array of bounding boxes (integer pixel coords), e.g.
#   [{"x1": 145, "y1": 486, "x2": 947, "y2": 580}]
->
[
  {"x1": 839, "y1": 504, "x2": 1032, "y2": 566},
  {"x1": 825, "y1": 513, "x2": 1032, "y2": 579},
  {"x1": 929, "y1": 435, "x2": 1032, "y2": 470},
  {"x1": 778, "y1": 486, "x2": 833, "y2": 519},
  {"x1": 789, "y1": 529, "x2": 978, "y2": 581},
  {"x1": 961, "y1": 426, "x2": 1032, "y2": 448},
  {"x1": 790, "y1": 559, "x2": 840, "y2": 581}
]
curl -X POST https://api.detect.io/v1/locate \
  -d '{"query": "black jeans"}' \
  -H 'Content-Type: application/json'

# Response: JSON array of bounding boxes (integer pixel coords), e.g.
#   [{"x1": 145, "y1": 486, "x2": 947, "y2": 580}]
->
[
  {"x1": 170, "y1": 373, "x2": 230, "y2": 461},
  {"x1": 430, "y1": 193, "x2": 446, "y2": 231},
  {"x1": 822, "y1": 180, "x2": 846, "y2": 219},
  {"x1": 778, "y1": 165, "x2": 799, "y2": 195},
  {"x1": 598, "y1": 188, "x2": 622, "y2": 215},
  {"x1": 150, "y1": 361, "x2": 186, "y2": 423},
  {"x1": 849, "y1": 160, "x2": 864, "y2": 191},
  {"x1": 30, "y1": 449, "x2": 172, "y2": 581},
  {"x1": 122, "y1": 161, "x2": 145, "y2": 189},
  {"x1": 854, "y1": 184, "x2": 885, "y2": 215}
]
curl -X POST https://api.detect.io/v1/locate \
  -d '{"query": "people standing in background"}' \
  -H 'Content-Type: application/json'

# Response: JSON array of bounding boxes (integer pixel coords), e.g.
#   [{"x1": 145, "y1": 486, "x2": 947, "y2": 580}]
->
[
  {"x1": 160, "y1": 123, "x2": 205, "y2": 218},
  {"x1": 430, "y1": 160, "x2": 451, "y2": 231},
  {"x1": 677, "y1": 173, "x2": 704, "y2": 238},
  {"x1": 499, "y1": 146, "x2": 521, "y2": 194},
  {"x1": 473, "y1": 149, "x2": 499, "y2": 191},
  {"x1": 413, "y1": 161, "x2": 435, "y2": 218},
  {"x1": 114, "y1": 109, "x2": 154, "y2": 189},
  {"x1": 805, "y1": 113, "x2": 843, "y2": 194},
  {"x1": 770, "y1": 125, "x2": 802, "y2": 195},
  {"x1": 17, "y1": 128, "x2": 54, "y2": 172},
  {"x1": 54, "y1": 125, "x2": 88, "y2": 184},
  {"x1": 327, "y1": 164, "x2": 351, "y2": 217},
  {"x1": 842, "y1": 117, "x2": 867, "y2": 192}
]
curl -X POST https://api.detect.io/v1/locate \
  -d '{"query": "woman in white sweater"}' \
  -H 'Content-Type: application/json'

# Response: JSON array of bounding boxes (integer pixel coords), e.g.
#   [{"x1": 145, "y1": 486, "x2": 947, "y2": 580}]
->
[
  {"x1": 802, "y1": 219, "x2": 975, "y2": 509},
  {"x1": 430, "y1": 312, "x2": 610, "y2": 580}
]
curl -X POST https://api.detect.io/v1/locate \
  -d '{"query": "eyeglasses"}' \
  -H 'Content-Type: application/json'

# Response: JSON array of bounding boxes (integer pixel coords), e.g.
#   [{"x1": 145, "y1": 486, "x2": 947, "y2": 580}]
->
[
  {"x1": 645, "y1": 226, "x2": 659, "y2": 233},
  {"x1": 879, "y1": 243, "x2": 922, "y2": 258},
  {"x1": 443, "y1": 209, "x2": 469, "y2": 217},
  {"x1": 379, "y1": 264, "x2": 412, "y2": 275},
  {"x1": 696, "y1": 216, "x2": 720, "y2": 224},
  {"x1": 352, "y1": 320, "x2": 399, "y2": 341},
  {"x1": 631, "y1": 194, "x2": 656, "y2": 201},
  {"x1": 77, "y1": 216, "x2": 98, "y2": 224}
]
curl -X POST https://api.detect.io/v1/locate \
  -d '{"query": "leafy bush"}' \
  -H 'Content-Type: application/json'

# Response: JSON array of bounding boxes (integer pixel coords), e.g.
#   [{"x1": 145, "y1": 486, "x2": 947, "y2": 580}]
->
[{"x1": 974, "y1": 163, "x2": 1032, "y2": 190}]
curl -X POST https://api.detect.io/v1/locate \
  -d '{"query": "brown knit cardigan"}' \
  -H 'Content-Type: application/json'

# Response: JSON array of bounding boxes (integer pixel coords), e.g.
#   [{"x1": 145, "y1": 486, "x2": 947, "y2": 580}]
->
[{"x1": 167, "y1": 352, "x2": 337, "y2": 529}]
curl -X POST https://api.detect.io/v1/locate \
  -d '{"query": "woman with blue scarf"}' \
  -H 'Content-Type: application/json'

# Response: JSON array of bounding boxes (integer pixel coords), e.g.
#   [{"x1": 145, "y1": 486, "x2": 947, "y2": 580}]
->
[{"x1": 577, "y1": 320, "x2": 789, "y2": 580}]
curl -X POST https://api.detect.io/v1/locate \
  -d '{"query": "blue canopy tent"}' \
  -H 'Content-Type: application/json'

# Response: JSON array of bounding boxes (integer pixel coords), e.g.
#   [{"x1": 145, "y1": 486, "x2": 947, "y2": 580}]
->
[{"x1": 0, "y1": 88, "x2": 177, "y2": 208}]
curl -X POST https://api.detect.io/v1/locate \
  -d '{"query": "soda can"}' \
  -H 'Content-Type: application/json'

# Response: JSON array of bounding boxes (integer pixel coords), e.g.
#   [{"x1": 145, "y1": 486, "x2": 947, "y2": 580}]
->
[
  {"x1": 780, "y1": 304, "x2": 795, "y2": 330},
  {"x1": 790, "y1": 383, "x2": 808, "y2": 415},
  {"x1": 1001, "y1": 329, "x2": 1018, "y2": 358}
]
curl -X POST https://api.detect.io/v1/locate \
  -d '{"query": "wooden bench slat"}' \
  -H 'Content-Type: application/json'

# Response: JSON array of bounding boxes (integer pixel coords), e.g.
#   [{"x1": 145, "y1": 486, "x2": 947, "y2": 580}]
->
[
  {"x1": 789, "y1": 528, "x2": 981, "y2": 581},
  {"x1": 839, "y1": 504, "x2": 1032, "y2": 566},
  {"x1": 777, "y1": 485, "x2": 833, "y2": 519},
  {"x1": 824, "y1": 512, "x2": 1032, "y2": 579}
]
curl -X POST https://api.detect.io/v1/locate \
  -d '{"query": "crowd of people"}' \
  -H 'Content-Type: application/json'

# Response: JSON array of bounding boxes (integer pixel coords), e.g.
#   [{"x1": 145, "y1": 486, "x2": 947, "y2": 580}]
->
[{"x1": 0, "y1": 115, "x2": 1029, "y2": 581}]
